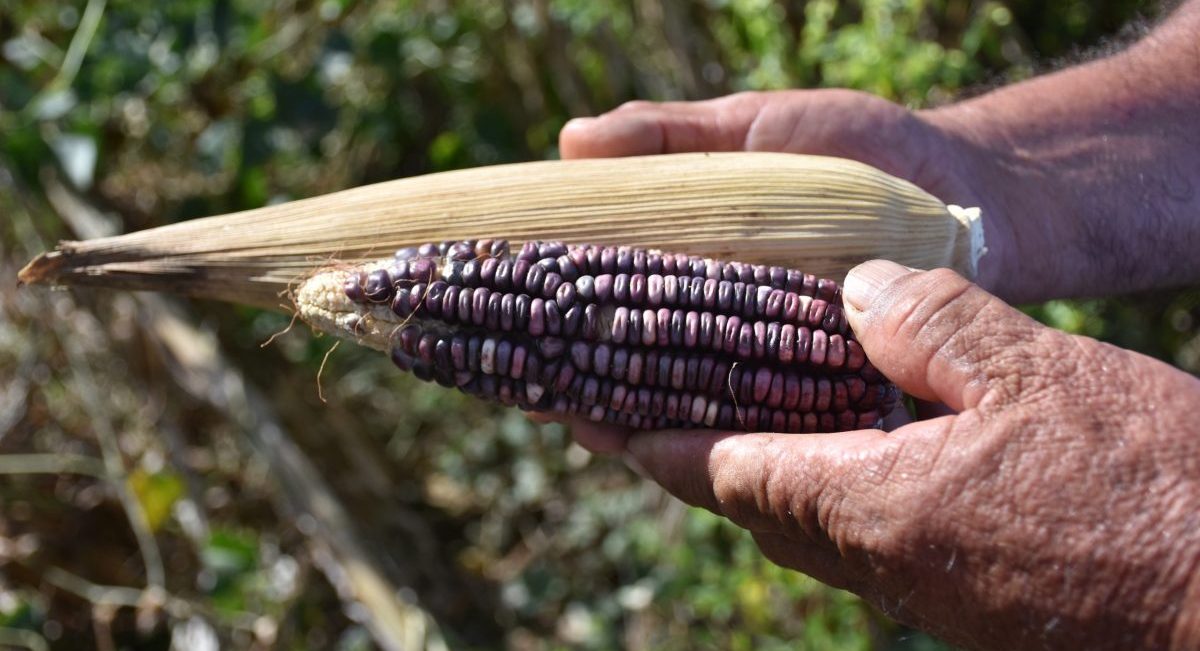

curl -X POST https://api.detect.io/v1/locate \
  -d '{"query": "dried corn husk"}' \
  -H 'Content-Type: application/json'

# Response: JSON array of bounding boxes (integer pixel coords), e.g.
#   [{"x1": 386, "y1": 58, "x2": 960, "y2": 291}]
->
[{"x1": 19, "y1": 152, "x2": 983, "y2": 311}]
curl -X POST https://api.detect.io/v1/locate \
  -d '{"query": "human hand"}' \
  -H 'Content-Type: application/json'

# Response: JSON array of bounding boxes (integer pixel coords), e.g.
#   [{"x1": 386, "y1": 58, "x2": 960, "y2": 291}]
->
[
  {"x1": 569, "y1": 259, "x2": 1200, "y2": 650},
  {"x1": 559, "y1": 91, "x2": 1022, "y2": 299},
  {"x1": 560, "y1": 90, "x2": 974, "y2": 205}
]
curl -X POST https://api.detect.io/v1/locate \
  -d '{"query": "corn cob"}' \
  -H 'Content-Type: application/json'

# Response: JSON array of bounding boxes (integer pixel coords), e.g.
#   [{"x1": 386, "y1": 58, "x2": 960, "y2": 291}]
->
[{"x1": 296, "y1": 239, "x2": 898, "y2": 433}]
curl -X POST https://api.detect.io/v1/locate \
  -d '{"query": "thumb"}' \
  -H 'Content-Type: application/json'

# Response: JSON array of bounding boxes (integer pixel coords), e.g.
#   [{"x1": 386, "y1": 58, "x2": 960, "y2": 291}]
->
[{"x1": 843, "y1": 260, "x2": 1063, "y2": 412}]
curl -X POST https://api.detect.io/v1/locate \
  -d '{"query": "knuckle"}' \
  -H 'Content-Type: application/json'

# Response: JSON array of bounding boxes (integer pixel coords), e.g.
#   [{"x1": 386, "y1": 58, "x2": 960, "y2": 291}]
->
[
  {"x1": 876, "y1": 269, "x2": 975, "y2": 355},
  {"x1": 880, "y1": 268, "x2": 972, "y2": 334},
  {"x1": 813, "y1": 481, "x2": 850, "y2": 541},
  {"x1": 706, "y1": 438, "x2": 755, "y2": 520},
  {"x1": 978, "y1": 328, "x2": 1075, "y2": 407},
  {"x1": 914, "y1": 267, "x2": 972, "y2": 299},
  {"x1": 705, "y1": 460, "x2": 734, "y2": 497},
  {"x1": 875, "y1": 268, "x2": 1082, "y2": 408},
  {"x1": 707, "y1": 436, "x2": 814, "y2": 534}
]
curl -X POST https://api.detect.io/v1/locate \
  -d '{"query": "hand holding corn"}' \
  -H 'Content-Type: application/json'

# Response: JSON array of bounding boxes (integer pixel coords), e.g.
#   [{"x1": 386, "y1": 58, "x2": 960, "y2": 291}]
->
[
  {"x1": 572, "y1": 260, "x2": 1200, "y2": 650},
  {"x1": 558, "y1": 4, "x2": 1200, "y2": 649}
]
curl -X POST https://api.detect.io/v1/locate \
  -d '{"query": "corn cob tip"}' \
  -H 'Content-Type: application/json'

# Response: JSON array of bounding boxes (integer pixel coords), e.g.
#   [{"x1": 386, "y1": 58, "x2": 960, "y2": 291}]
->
[{"x1": 295, "y1": 264, "x2": 398, "y2": 352}]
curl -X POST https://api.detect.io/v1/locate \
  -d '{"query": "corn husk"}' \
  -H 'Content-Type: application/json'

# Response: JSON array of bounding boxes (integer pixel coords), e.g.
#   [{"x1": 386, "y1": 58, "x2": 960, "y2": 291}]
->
[{"x1": 19, "y1": 152, "x2": 983, "y2": 311}]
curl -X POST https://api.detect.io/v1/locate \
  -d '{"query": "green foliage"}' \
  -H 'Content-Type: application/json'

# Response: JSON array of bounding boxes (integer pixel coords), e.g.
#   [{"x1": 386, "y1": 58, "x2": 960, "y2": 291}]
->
[
  {"x1": 799, "y1": 0, "x2": 998, "y2": 101},
  {"x1": 0, "y1": 593, "x2": 44, "y2": 632},
  {"x1": 128, "y1": 469, "x2": 186, "y2": 532},
  {"x1": 201, "y1": 529, "x2": 260, "y2": 613}
]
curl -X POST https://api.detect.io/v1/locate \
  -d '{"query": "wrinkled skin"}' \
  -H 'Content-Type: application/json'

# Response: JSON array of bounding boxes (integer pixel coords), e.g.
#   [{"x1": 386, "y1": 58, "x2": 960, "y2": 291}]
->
[
  {"x1": 567, "y1": 260, "x2": 1200, "y2": 650},
  {"x1": 554, "y1": 4, "x2": 1200, "y2": 649},
  {"x1": 561, "y1": 90, "x2": 1003, "y2": 294}
]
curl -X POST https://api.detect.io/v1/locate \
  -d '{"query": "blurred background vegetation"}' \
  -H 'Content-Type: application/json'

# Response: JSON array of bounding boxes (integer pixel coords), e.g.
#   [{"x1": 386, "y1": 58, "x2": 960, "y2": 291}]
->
[{"x1": 2, "y1": 0, "x2": 1197, "y2": 649}]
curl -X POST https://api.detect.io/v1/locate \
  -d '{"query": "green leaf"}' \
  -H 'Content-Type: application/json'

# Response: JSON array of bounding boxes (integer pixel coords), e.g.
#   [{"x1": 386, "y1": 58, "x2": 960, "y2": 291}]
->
[
  {"x1": 128, "y1": 469, "x2": 185, "y2": 532},
  {"x1": 202, "y1": 529, "x2": 258, "y2": 577}
]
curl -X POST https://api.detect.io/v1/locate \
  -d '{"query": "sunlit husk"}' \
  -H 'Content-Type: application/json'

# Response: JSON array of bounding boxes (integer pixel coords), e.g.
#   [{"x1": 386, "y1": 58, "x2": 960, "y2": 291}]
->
[{"x1": 19, "y1": 152, "x2": 982, "y2": 311}]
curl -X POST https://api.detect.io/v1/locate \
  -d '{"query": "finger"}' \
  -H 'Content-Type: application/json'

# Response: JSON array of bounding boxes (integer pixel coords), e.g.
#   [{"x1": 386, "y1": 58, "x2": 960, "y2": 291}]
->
[
  {"x1": 558, "y1": 90, "x2": 928, "y2": 183},
  {"x1": 568, "y1": 419, "x2": 631, "y2": 455},
  {"x1": 842, "y1": 260, "x2": 1066, "y2": 412},
  {"x1": 623, "y1": 427, "x2": 890, "y2": 536},
  {"x1": 559, "y1": 94, "x2": 766, "y2": 159},
  {"x1": 751, "y1": 530, "x2": 859, "y2": 592}
]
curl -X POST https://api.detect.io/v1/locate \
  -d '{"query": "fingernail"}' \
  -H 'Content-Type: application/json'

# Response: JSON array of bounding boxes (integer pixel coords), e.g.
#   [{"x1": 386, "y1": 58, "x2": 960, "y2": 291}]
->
[{"x1": 843, "y1": 260, "x2": 911, "y2": 311}]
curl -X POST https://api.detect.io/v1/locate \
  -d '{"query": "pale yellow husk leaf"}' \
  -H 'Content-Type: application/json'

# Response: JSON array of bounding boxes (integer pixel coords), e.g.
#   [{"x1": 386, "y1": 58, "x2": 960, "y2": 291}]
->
[{"x1": 20, "y1": 152, "x2": 982, "y2": 311}]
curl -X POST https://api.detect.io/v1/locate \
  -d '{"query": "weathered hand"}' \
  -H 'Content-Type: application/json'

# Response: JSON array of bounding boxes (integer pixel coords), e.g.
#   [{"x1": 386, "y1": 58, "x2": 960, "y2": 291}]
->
[
  {"x1": 559, "y1": 91, "x2": 1013, "y2": 295},
  {"x1": 563, "y1": 43, "x2": 1200, "y2": 302},
  {"x1": 561, "y1": 89, "x2": 980, "y2": 205},
  {"x1": 557, "y1": 15, "x2": 1200, "y2": 646},
  {"x1": 570, "y1": 260, "x2": 1200, "y2": 650}
]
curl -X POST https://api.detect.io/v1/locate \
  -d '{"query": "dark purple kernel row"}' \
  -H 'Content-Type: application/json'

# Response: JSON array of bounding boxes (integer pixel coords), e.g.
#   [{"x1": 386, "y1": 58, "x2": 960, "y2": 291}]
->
[
  {"x1": 391, "y1": 324, "x2": 894, "y2": 415},
  {"x1": 360, "y1": 240, "x2": 838, "y2": 299},
  {"x1": 450, "y1": 371, "x2": 883, "y2": 433},
  {"x1": 600, "y1": 306, "x2": 856, "y2": 369},
  {"x1": 572, "y1": 273, "x2": 839, "y2": 324},
  {"x1": 389, "y1": 283, "x2": 595, "y2": 339},
  {"x1": 383, "y1": 282, "x2": 860, "y2": 371},
  {"x1": 397, "y1": 239, "x2": 510, "y2": 262},
  {"x1": 422, "y1": 263, "x2": 845, "y2": 330},
  {"x1": 563, "y1": 244, "x2": 836, "y2": 298},
  {"x1": 548, "y1": 392, "x2": 881, "y2": 433},
  {"x1": 392, "y1": 342, "x2": 888, "y2": 434}
]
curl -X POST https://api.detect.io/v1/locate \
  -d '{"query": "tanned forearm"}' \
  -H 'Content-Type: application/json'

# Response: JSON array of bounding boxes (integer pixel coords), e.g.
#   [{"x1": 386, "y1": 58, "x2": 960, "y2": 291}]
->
[{"x1": 924, "y1": 0, "x2": 1200, "y2": 303}]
